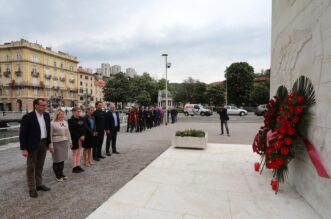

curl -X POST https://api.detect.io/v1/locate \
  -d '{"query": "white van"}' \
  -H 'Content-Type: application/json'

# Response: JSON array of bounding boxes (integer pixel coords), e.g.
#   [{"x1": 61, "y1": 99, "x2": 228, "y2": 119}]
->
[{"x1": 184, "y1": 104, "x2": 212, "y2": 116}]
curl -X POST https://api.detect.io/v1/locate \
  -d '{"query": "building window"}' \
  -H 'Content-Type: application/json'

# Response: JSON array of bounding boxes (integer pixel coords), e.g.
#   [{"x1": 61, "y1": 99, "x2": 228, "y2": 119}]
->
[
  {"x1": 80, "y1": 81, "x2": 83, "y2": 86},
  {"x1": 85, "y1": 76, "x2": 88, "y2": 80},
  {"x1": 46, "y1": 90, "x2": 50, "y2": 96},
  {"x1": 45, "y1": 79, "x2": 50, "y2": 86},
  {"x1": 6, "y1": 55, "x2": 9, "y2": 61},
  {"x1": 34, "y1": 89, "x2": 38, "y2": 95},
  {"x1": 80, "y1": 96, "x2": 84, "y2": 101},
  {"x1": 16, "y1": 89, "x2": 20, "y2": 95},
  {"x1": 5, "y1": 87, "x2": 10, "y2": 95},
  {"x1": 54, "y1": 61, "x2": 57, "y2": 68},
  {"x1": 80, "y1": 75, "x2": 82, "y2": 79}
]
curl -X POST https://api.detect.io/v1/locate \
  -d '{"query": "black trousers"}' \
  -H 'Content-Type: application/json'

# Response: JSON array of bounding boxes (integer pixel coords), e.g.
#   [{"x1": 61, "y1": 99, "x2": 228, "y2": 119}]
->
[
  {"x1": 94, "y1": 131, "x2": 104, "y2": 157},
  {"x1": 52, "y1": 161, "x2": 64, "y2": 178},
  {"x1": 106, "y1": 130, "x2": 118, "y2": 153},
  {"x1": 220, "y1": 120, "x2": 229, "y2": 135}
]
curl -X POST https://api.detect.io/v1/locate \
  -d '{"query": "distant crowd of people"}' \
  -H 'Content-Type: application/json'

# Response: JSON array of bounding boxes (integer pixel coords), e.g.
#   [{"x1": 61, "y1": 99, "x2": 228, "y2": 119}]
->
[{"x1": 126, "y1": 106, "x2": 178, "y2": 132}]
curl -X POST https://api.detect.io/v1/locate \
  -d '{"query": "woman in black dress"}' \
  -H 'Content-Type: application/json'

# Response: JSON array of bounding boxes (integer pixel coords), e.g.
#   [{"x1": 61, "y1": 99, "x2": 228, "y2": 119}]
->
[
  {"x1": 83, "y1": 106, "x2": 97, "y2": 166},
  {"x1": 68, "y1": 106, "x2": 87, "y2": 173}
]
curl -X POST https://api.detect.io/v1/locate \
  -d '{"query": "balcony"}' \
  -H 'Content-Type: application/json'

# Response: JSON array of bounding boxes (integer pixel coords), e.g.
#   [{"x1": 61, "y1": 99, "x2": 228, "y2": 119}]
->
[
  {"x1": 44, "y1": 72, "x2": 52, "y2": 79},
  {"x1": 4, "y1": 71, "x2": 11, "y2": 77},
  {"x1": 40, "y1": 81, "x2": 45, "y2": 88},
  {"x1": 69, "y1": 78, "x2": 75, "y2": 83},
  {"x1": 59, "y1": 76, "x2": 65, "y2": 82},
  {"x1": 15, "y1": 70, "x2": 22, "y2": 77},
  {"x1": 53, "y1": 76, "x2": 58, "y2": 81},
  {"x1": 31, "y1": 71, "x2": 39, "y2": 78},
  {"x1": 53, "y1": 85, "x2": 59, "y2": 90}
]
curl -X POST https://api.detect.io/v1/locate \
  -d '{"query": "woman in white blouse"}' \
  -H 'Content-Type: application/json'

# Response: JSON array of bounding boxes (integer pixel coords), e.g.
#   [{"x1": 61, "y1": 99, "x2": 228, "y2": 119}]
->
[{"x1": 50, "y1": 109, "x2": 72, "y2": 181}]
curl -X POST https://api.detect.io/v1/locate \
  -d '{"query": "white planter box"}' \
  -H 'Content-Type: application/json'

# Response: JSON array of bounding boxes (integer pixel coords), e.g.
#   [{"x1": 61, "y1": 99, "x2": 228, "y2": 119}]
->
[{"x1": 172, "y1": 133, "x2": 208, "y2": 149}]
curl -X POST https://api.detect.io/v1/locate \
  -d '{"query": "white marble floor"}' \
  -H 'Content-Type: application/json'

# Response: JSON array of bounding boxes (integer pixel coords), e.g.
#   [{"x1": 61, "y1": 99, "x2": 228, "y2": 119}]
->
[{"x1": 87, "y1": 144, "x2": 321, "y2": 219}]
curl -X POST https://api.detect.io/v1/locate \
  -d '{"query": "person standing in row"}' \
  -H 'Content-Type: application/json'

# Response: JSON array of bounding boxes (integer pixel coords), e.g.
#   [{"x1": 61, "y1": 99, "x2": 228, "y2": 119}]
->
[
  {"x1": 105, "y1": 102, "x2": 120, "y2": 155},
  {"x1": 83, "y1": 106, "x2": 97, "y2": 166},
  {"x1": 20, "y1": 98, "x2": 51, "y2": 198},
  {"x1": 68, "y1": 107, "x2": 86, "y2": 173},
  {"x1": 50, "y1": 109, "x2": 72, "y2": 181},
  {"x1": 217, "y1": 105, "x2": 230, "y2": 136},
  {"x1": 93, "y1": 101, "x2": 106, "y2": 160}
]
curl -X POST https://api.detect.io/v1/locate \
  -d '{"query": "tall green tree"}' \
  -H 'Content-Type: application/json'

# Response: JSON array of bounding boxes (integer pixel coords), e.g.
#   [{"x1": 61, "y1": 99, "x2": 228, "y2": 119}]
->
[
  {"x1": 103, "y1": 72, "x2": 130, "y2": 104},
  {"x1": 225, "y1": 62, "x2": 255, "y2": 106},
  {"x1": 192, "y1": 82, "x2": 207, "y2": 104},
  {"x1": 206, "y1": 84, "x2": 225, "y2": 106}
]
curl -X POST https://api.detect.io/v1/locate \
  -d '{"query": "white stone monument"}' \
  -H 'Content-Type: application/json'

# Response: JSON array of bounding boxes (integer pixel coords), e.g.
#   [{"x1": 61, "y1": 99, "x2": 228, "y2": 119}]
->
[{"x1": 271, "y1": 1, "x2": 331, "y2": 218}]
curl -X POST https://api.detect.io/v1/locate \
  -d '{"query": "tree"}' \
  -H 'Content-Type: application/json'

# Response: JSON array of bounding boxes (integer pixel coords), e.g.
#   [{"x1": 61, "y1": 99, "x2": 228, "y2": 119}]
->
[
  {"x1": 250, "y1": 83, "x2": 270, "y2": 105},
  {"x1": 192, "y1": 82, "x2": 207, "y2": 104},
  {"x1": 103, "y1": 72, "x2": 130, "y2": 104},
  {"x1": 206, "y1": 84, "x2": 225, "y2": 106},
  {"x1": 225, "y1": 62, "x2": 255, "y2": 106}
]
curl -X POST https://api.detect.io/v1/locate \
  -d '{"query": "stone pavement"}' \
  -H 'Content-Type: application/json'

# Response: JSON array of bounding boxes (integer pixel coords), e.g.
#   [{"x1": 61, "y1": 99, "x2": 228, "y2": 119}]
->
[{"x1": 88, "y1": 143, "x2": 321, "y2": 219}]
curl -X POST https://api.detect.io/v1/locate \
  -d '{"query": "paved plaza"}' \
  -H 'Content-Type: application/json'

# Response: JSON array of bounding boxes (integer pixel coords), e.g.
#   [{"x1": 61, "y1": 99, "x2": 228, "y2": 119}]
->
[{"x1": 88, "y1": 144, "x2": 320, "y2": 219}]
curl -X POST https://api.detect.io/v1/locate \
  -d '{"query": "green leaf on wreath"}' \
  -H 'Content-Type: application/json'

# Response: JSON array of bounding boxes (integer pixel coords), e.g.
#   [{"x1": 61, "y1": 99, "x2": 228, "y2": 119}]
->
[
  {"x1": 276, "y1": 85, "x2": 288, "y2": 100},
  {"x1": 292, "y1": 76, "x2": 316, "y2": 106}
]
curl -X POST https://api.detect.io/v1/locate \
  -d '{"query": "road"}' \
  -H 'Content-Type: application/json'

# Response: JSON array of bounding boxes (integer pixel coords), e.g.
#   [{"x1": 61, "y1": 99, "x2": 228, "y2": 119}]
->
[{"x1": 0, "y1": 114, "x2": 263, "y2": 219}]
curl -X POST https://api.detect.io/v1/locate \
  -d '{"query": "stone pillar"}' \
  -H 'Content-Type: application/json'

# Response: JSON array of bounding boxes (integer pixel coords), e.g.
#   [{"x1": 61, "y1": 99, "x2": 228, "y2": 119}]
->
[{"x1": 271, "y1": 1, "x2": 331, "y2": 218}]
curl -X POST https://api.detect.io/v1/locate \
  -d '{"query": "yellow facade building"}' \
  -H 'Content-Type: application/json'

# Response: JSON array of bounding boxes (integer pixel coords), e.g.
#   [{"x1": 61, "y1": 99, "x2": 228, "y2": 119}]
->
[
  {"x1": 0, "y1": 39, "x2": 79, "y2": 111},
  {"x1": 77, "y1": 66, "x2": 105, "y2": 108}
]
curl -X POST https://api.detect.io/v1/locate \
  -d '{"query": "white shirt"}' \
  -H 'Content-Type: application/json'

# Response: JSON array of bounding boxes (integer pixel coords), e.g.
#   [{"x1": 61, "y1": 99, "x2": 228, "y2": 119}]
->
[
  {"x1": 36, "y1": 111, "x2": 47, "y2": 139},
  {"x1": 112, "y1": 112, "x2": 118, "y2": 127}
]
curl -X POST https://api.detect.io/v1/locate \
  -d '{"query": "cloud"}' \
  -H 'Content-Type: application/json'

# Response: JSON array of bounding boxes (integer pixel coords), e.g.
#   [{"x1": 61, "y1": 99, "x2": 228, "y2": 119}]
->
[{"x1": 0, "y1": 0, "x2": 271, "y2": 83}]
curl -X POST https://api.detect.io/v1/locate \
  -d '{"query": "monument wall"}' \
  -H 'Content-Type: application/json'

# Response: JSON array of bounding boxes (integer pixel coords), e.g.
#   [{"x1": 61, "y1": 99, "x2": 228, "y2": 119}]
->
[{"x1": 271, "y1": 1, "x2": 331, "y2": 218}]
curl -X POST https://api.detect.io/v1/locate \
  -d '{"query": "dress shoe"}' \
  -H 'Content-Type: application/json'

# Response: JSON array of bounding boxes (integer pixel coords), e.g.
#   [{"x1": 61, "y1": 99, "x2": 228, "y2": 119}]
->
[
  {"x1": 98, "y1": 155, "x2": 106, "y2": 159},
  {"x1": 113, "y1": 151, "x2": 120, "y2": 154},
  {"x1": 219, "y1": 133, "x2": 224, "y2": 135},
  {"x1": 77, "y1": 166, "x2": 85, "y2": 172},
  {"x1": 106, "y1": 152, "x2": 111, "y2": 156},
  {"x1": 72, "y1": 167, "x2": 80, "y2": 173},
  {"x1": 36, "y1": 185, "x2": 51, "y2": 191},
  {"x1": 93, "y1": 157, "x2": 100, "y2": 161},
  {"x1": 29, "y1": 190, "x2": 38, "y2": 198}
]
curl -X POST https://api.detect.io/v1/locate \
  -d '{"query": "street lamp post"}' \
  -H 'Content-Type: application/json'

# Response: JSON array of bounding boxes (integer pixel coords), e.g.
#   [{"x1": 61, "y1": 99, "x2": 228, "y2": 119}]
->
[{"x1": 162, "y1": 54, "x2": 169, "y2": 125}]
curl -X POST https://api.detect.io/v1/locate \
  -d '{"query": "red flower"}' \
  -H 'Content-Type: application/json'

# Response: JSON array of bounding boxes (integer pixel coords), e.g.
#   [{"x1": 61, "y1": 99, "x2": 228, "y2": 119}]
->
[
  {"x1": 279, "y1": 105, "x2": 285, "y2": 111},
  {"x1": 287, "y1": 127, "x2": 295, "y2": 135},
  {"x1": 266, "y1": 148, "x2": 273, "y2": 155},
  {"x1": 292, "y1": 116, "x2": 300, "y2": 123},
  {"x1": 296, "y1": 96, "x2": 304, "y2": 103},
  {"x1": 280, "y1": 147, "x2": 289, "y2": 155},
  {"x1": 284, "y1": 137, "x2": 292, "y2": 145},
  {"x1": 273, "y1": 141, "x2": 282, "y2": 149},
  {"x1": 294, "y1": 105, "x2": 304, "y2": 114},
  {"x1": 266, "y1": 162, "x2": 272, "y2": 169},
  {"x1": 279, "y1": 127, "x2": 287, "y2": 135},
  {"x1": 276, "y1": 158, "x2": 284, "y2": 166},
  {"x1": 290, "y1": 92, "x2": 297, "y2": 97},
  {"x1": 270, "y1": 99, "x2": 275, "y2": 105}
]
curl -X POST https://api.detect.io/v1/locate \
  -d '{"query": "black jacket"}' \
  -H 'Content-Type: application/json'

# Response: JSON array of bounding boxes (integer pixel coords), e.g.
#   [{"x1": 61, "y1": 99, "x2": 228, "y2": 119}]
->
[
  {"x1": 105, "y1": 111, "x2": 120, "y2": 132},
  {"x1": 19, "y1": 111, "x2": 51, "y2": 152},
  {"x1": 217, "y1": 108, "x2": 229, "y2": 121},
  {"x1": 93, "y1": 109, "x2": 106, "y2": 132},
  {"x1": 68, "y1": 116, "x2": 87, "y2": 147}
]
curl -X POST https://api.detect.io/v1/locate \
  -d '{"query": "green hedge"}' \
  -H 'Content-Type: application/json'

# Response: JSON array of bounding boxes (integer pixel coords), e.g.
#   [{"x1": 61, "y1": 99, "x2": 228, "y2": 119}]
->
[{"x1": 175, "y1": 129, "x2": 205, "y2": 137}]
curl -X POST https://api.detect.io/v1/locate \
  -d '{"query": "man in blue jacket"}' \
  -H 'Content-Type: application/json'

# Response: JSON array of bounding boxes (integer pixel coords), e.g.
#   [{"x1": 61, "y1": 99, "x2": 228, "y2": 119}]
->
[{"x1": 20, "y1": 98, "x2": 52, "y2": 198}]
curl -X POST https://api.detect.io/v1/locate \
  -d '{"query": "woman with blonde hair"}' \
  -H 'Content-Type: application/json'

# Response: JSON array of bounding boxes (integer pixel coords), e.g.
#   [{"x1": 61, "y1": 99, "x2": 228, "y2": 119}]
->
[
  {"x1": 50, "y1": 109, "x2": 72, "y2": 181},
  {"x1": 68, "y1": 107, "x2": 87, "y2": 173},
  {"x1": 83, "y1": 106, "x2": 97, "y2": 166}
]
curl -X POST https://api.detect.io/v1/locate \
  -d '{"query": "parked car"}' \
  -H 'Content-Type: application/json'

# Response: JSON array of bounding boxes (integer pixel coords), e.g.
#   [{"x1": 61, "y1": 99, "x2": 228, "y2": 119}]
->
[
  {"x1": 255, "y1": 104, "x2": 266, "y2": 116},
  {"x1": 224, "y1": 106, "x2": 247, "y2": 116},
  {"x1": 184, "y1": 104, "x2": 212, "y2": 116}
]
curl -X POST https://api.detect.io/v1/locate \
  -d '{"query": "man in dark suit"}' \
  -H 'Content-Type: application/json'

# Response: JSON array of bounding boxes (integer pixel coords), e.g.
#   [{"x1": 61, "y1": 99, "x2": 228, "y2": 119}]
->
[
  {"x1": 93, "y1": 101, "x2": 106, "y2": 161},
  {"x1": 217, "y1": 105, "x2": 230, "y2": 136},
  {"x1": 20, "y1": 98, "x2": 52, "y2": 198},
  {"x1": 105, "y1": 102, "x2": 120, "y2": 155}
]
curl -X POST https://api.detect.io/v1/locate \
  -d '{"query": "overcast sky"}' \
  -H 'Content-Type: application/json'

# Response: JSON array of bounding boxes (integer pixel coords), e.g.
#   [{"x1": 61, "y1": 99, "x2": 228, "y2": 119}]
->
[{"x1": 0, "y1": 0, "x2": 271, "y2": 83}]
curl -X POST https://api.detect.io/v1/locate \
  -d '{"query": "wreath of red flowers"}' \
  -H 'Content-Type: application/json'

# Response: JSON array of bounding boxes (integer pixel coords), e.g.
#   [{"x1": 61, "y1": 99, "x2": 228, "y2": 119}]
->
[{"x1": 252, "y1": 76, "x2": 330, "y2": 193}]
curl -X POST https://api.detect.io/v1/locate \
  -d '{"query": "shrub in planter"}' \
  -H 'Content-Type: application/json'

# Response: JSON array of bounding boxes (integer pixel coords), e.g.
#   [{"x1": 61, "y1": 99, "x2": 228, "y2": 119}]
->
[
  {"x1": 173, "y1": 129, "x2": 207, "y2": 149},
  {"x1": 175, "y1": 129, "x2": 205, "y2": 137}
]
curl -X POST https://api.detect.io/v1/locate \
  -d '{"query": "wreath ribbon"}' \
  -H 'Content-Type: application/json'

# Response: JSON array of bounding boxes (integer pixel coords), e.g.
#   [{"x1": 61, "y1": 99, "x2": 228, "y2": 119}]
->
[{"x1": 266, "y1": 130, "x2": 330, "y2": 179}]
